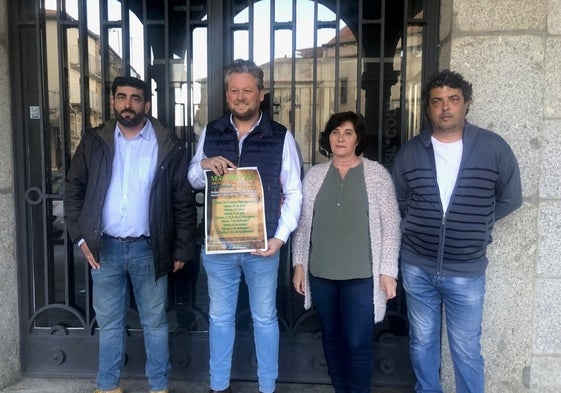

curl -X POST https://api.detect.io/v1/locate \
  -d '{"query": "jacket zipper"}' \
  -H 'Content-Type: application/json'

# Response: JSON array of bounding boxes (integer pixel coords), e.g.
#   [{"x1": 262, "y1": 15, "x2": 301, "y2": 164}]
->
[{"x1": 436, "y1": 212, "x2": 447, "y2": 276}]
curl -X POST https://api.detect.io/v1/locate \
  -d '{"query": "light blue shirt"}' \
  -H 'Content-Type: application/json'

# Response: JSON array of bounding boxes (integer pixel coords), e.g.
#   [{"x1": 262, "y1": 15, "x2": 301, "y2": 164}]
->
[{"x1": 101, "y1": 119, "x2": 158, "y2": 237}]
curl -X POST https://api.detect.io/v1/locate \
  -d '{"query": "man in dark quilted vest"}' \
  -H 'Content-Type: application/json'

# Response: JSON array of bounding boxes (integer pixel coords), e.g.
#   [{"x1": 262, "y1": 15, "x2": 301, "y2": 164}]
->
[{"x1": 188, "y1": 59, "x2": 302, "y2": 393}]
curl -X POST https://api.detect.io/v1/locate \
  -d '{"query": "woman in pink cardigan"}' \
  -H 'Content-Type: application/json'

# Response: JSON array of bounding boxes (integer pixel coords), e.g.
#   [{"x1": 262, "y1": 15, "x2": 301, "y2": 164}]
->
[{"x1": 292, "y1": 111, "x2": 401, "y2": 393}]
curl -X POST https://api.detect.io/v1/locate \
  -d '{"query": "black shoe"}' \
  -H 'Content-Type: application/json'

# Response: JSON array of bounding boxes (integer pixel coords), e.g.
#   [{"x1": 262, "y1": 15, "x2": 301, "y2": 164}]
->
[{"x1": 209, "y1": 388, "x2": 232, "y2": 393}]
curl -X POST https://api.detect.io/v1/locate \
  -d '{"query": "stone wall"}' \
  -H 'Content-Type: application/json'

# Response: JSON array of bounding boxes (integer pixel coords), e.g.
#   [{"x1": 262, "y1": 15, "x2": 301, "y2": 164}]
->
[
  {"x1": 533, "y1": 0, "x2": 561, "y2": 390},
  {"x1": 0, "y1": 0, "x2": 20, "y2": 389},
  {"x1": 439, "y1": 1, "x2": 561, "y2": 392}
]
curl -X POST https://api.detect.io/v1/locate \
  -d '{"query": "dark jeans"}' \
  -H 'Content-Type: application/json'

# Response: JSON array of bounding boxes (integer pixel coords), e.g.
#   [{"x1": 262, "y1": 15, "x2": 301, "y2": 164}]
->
[{"x1": 309, "y1": 274, "x2": 375, "y2": 393}]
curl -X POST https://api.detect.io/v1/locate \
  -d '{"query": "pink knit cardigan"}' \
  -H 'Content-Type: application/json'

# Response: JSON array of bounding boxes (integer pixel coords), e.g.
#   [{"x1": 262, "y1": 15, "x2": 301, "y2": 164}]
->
[{"x1": 292, "y1": 158, "x2": 401, "y2": 323}]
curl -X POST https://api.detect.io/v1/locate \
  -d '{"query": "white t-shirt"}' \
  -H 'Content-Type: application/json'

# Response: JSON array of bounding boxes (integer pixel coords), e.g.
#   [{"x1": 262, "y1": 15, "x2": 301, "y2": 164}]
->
[{"x1": 431, "y1": 136, "x2": 463, "y2": 212}]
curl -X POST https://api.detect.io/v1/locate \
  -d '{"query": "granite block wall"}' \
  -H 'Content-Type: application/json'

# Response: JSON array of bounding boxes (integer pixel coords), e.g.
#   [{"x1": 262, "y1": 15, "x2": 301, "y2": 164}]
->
[
  {"x1": 439, "y1": 0, "x2": 561, "y2": 392},
  {"x1": 0, "y1": 0, "x2": 20, "y2": 389}
]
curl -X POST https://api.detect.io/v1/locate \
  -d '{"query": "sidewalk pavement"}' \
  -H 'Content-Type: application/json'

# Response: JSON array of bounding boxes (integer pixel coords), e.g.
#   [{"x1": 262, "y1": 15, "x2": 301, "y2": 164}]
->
[{"x1": 0, "y1": 378, "x2": 414, "y2": 393}]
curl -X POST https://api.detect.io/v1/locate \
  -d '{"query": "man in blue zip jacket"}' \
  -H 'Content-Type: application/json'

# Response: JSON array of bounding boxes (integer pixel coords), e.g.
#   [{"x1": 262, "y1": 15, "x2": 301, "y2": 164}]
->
[
  {"x1": 65, "y1": 76, "x2": 197, "y2": 393},
  {"x1": 188, "y1": 59, "x2": 302, "y2": 393},
  {"x1": 392, "y1": 69, "x2": 522, "y2": 393}
]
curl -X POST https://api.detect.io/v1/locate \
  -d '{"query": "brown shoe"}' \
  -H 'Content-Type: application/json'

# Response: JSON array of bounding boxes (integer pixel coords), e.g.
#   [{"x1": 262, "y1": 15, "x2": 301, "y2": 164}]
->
[
  {"x1": 209, "y1": 388, "x2": 232, "y2": 393},
  {"x1": 93, "y1": 387, "x2": 123, "y2": 393}
]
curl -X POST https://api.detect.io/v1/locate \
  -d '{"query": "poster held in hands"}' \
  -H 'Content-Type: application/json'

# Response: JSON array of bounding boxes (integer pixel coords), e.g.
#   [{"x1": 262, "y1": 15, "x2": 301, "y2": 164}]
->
[{"x1": 205, "y1": 167, "x2": 268, "y2": 254}]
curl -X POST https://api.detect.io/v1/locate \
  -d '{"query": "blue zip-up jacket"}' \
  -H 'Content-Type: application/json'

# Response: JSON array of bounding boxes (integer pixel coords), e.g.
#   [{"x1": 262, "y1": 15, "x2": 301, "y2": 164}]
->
[
  {"x1": 392, "y1": 122, "x2": 522, "y2": 277},
  {"x1": 203, "y1": 112, "x2": 287, "y2": 237}
]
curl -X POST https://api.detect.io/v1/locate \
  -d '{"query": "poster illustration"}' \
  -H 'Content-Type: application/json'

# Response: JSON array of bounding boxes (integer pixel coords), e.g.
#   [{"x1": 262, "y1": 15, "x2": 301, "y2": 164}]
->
[{"x1": 205, "y1": 167, "x2": 267, "y2": 253}]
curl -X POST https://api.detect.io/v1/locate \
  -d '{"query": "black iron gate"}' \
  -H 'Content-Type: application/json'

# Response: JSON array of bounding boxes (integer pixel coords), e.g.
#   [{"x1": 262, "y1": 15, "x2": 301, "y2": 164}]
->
[{"x1": 10, "y1": 0, "x2": 439, "y2": 387}]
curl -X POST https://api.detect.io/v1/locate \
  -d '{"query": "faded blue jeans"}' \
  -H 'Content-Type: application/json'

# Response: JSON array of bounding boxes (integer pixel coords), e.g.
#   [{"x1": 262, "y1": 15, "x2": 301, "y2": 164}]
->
[
  {"x1": 401, "y1": 262, "x2": 485, "y2": 393},
  {"x1": 202, "y1": 251, "x2": 280, "y2": 393},
  {"x1": 92, "y1": 236, "x2": 170, "y2": 391}
]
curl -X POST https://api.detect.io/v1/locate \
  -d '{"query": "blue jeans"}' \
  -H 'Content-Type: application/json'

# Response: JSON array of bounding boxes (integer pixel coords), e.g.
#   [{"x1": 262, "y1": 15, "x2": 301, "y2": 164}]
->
[
  {"x1": 401, "y1": 262, "x2": 485, "y2": 393},
  {"x1": 92, "y1": 236, "x2": 170, "y2": 391},
  {"x1": 202, "y1": 251, "x2": 280, "y2": 393},
  {"x1": 309, "y1": 274, "x2": 375, "y2": 393}
]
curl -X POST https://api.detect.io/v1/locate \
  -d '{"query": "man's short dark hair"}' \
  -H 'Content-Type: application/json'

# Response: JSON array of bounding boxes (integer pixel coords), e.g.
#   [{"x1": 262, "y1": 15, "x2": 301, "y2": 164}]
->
[
  {"x1": 224, "y1": 59, "x2": 264, "y2": 91},
  {"x1": 422, "y1": 69, "x2": 473, "y2": 111},
  {"x1": 318, "y1": 111, "x2": 368, "y2": 156},
  {"x1": 111, "y1": 76, "x2": 151, "y2": 102}
]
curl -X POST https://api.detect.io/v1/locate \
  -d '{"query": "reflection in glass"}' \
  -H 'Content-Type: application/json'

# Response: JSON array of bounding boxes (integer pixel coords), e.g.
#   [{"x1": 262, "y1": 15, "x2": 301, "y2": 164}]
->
[
  {"x1": 65, "y1": 0, "x2": 79, "y2": 19},
  {"x1": 107, "y1": 26, "x2": 123, "y2": 78},
  {"x1": 404, "y1": 24, "x2": 424, "y2": 140},
  {"x1": 107, "y1": 0, "x2": 121, "y2": 22},
  {"x1": 274, "y1": 29, "x2": 292, "y2": 60},
  {"x1": 64, "y1": 27, "x2": 83, "y2": 158},
  {"x1": 233, "y1": 30, "x2": 249, "y2": 61},
  {"x1": 253, "y1": 5, "x2": 271, "y2": 64},
  {"x1": 409, "y1": 0, "x2": 425, "y2": 20},
  {"x1": 192, "y1": 27, "x2": 208, "y2": 139},
  {"x1": 129, "y1": 10, "x2": 145, "y2": 79},
  {"x1": 275, "y1": 0, "x2": 292, "y2": 23},
  {"x1": 363, "y1": 0, "x2": 382, "y2": 20},
  {"x1": 45, "y1": 9, "x2": 62, "y2": 173},
  {"x1": 87, "y1": 0, "x2": 100, "y2": 35},
  {"x1": 233, "y1": 1, "x2": 249, "y2": 24}
]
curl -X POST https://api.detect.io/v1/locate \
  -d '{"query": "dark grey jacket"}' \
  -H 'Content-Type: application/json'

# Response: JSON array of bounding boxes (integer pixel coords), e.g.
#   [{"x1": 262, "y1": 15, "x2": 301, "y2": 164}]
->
[
  {"x1": 64, "y1": 117, "x2": 197, "y2": 278},
  {"x1": 392, "y1": 122, "x2": 522, "y2": 277}
]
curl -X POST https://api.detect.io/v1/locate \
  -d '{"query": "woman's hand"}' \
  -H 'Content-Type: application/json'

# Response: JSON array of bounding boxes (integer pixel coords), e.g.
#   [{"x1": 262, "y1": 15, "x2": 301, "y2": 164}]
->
[
  {"x1": 380, "y1": 274, "x2": 397, "y2": 300},
  {"x1": 292, "y1": 264, "x2": 306, "y2": 295}
]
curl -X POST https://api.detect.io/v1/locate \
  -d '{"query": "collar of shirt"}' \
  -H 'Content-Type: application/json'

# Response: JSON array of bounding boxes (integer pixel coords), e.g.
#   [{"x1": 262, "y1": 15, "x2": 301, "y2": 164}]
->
[{"x1": 229, "y1": 111, "x2": 263, "y2": 140}]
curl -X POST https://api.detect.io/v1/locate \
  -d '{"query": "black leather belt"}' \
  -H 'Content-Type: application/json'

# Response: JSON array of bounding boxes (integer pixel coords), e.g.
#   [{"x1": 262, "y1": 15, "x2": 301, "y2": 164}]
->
[{"x1": 103, "y1": 234, "x2": 149, "y2": 242}]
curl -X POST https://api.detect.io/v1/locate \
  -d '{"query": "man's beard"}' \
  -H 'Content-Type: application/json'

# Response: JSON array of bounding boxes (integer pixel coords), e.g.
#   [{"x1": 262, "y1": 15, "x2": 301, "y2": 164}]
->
[
  {"x1": 115, "y1": 109, "x2": 145, "y2": 128},
  {"x1": 230, "y1": 103, "x2": 258, "y2": 122}
]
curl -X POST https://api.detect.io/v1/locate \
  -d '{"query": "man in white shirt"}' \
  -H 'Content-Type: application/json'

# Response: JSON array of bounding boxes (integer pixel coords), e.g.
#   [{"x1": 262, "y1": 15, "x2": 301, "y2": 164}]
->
[
  {"x1": 188, "y1": 59, "x2": 302, "y2": 393},
  {"x1": 392, "y1": 69, "x2": 522, "y2": 393},
  {"x1": 65, "y1": 76, "x2": 197, "y2": 393}
]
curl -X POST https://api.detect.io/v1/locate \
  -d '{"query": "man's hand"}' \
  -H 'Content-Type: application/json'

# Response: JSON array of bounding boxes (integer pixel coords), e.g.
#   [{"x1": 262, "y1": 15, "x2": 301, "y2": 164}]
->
[
  {"x1": 201, "y1": 156, "x2": 237, "y2": 176},
  {"x1": 80, "y1": 241, "x2": 100, "y2": 269},
  {"x1": 252, "y1": 237, "x2": 284, "y2": 257},
  {"x1": 173, "y1": 260, "x2": 185, "y2": 273},
  {"x1": 380, "y1": 274, "x2": 397, "y2": 300},
  {"x1": 292, "y1": 264, "x2": 305, "y2": 295}
]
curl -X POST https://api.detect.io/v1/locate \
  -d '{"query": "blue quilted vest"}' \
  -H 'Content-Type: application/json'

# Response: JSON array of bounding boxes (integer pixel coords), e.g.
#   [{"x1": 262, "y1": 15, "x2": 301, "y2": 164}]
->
[{"x1": 203, "y1": 112, "x2": 287, "y2": 238}]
